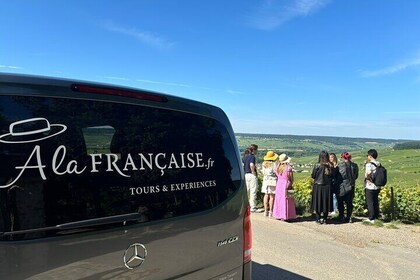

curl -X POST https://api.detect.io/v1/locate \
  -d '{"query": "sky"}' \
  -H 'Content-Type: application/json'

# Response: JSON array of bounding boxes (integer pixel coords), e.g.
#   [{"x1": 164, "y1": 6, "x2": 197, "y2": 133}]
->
[{"x1": 1, "y1": 0, "x2": 420, "y2": 140}]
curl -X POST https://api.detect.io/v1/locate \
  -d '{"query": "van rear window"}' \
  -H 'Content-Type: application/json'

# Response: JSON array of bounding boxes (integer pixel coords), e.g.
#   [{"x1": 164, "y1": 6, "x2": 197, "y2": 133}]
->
[{"x1": 0, "y1": 95, "x2": 240, "y2": 240}]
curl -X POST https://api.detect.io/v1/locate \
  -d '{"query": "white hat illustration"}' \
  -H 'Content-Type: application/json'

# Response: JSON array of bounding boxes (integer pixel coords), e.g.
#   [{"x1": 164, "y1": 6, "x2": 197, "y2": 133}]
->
[{"x1": 0, "y1": 118, "x2": 67, "y2": 144}]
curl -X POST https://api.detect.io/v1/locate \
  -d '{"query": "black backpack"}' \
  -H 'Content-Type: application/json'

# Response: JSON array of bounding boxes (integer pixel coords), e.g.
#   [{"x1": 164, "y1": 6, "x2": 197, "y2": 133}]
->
[{"x1": 371, "y1": 162, "x2": 387, "y2": 187}]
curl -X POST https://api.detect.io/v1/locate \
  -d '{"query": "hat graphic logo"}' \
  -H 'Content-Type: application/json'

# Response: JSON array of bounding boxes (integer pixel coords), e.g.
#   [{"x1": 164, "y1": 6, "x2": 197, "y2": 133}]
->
[{"x1": 0, "y1": 118, "x2": 67, "y2": 144}]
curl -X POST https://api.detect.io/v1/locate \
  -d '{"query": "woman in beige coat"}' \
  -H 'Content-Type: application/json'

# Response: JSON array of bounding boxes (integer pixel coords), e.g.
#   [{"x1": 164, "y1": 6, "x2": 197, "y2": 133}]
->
[{"x1": 261, "y1": 151, "x2": 278, "y2": 218}]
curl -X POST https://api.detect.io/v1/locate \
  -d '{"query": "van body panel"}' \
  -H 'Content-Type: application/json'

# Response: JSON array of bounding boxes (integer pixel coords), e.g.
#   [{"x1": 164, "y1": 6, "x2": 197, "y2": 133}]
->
[
  {"x1": 0, "y1": 74, "x2": 250, "y2": 279},
  {"x1": 1, "y1": 200, "x2": 246, "y2": 279}
]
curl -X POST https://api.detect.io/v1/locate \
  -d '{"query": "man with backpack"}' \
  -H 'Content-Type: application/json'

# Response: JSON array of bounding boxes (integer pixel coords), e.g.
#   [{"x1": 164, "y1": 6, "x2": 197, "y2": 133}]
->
[{"x1": 364, "y1": 149, "x2": 387, "y2": 223}]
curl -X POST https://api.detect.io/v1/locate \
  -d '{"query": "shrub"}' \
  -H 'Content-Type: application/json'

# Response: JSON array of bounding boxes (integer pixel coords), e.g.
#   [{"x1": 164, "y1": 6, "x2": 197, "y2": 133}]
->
[
  {"x1": 292, "y1": 177, "x2": 313, "y2": 215},
  {"x1": 355, "y1": 183, "x2": 420, "y2": 222},
  {"x1": 353, "y1": 184, "x2": 367, "y2": 216},
  {"x1": 379, "y1": 185, "x2": 392, "y2": 220},
  {"x1": 383, "y1": 183, "x2": 420, "y2": 222},
  {"x1": 256, "y1": 169, "x2": 420, "y2": 222},
  {"x1": 293, "y1": 177, "x2": 420, "y2": 222}
]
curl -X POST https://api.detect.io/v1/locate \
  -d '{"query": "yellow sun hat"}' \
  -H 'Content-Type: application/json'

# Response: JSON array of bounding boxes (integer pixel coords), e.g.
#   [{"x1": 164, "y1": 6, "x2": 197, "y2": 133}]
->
[{"x1": 263, "y1": 151, "x2": 279, "y2": 161}]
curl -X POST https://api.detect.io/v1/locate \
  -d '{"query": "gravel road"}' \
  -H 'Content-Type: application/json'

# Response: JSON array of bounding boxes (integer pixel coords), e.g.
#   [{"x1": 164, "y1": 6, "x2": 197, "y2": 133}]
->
[{"x1": 251, "y1": 213, "x2": 420, "y2": 280}]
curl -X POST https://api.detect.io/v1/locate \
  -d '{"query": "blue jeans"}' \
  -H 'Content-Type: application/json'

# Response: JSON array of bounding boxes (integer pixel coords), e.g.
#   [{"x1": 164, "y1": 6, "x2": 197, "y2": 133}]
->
[{"x1": 332, "y1": 193, "x2": 338, "y2": 212}]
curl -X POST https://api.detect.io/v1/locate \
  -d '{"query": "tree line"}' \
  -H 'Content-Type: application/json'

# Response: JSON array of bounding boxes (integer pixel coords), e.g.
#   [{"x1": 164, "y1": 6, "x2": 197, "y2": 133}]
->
[{"x1": 393, "y1": 141, "x2": 420, "y2": 150}]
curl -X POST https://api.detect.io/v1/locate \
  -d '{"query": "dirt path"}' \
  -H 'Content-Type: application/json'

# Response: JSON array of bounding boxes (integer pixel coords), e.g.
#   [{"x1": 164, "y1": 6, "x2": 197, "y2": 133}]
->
[
  {"x1": 293, "y1": 216, "x2": 420, "y2": 250},
  {"x1": 251, "y1": 213, "x2": 420, "y2": 280}
]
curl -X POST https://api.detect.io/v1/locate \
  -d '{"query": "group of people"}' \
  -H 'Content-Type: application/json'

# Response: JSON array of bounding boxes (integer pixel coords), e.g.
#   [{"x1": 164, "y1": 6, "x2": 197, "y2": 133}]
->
[
  {"x1": 311, "y1": 150, "x2": 359, "y2": 224},
  {"x1": 243, "y1": 144, "x2": 296, "y2": 221},
  {"x1": 310, "y1": 149, "x2": 384, "y2": 224},
  {"x1": 243, "y1": 144, "x2": 385, "y2": 224}
]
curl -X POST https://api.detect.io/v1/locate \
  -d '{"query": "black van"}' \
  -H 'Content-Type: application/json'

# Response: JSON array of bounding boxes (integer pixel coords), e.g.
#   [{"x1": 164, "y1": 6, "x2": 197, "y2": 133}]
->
[{"x1": 0, "y1": 74, "x2": 252, "y2": 279}]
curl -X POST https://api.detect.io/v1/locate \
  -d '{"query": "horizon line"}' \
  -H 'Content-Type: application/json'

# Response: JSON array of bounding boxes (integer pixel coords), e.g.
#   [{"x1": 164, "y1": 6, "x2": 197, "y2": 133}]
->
[{"x1": 234, "y1": 132, "x2": 416, "y2": 142}]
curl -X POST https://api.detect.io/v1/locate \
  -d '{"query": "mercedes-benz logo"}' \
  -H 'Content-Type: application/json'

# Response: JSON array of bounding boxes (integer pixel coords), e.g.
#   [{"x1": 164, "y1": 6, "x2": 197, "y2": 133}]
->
[{"x1": 123, "y1": 243, "x2": 147, "y2": 270}]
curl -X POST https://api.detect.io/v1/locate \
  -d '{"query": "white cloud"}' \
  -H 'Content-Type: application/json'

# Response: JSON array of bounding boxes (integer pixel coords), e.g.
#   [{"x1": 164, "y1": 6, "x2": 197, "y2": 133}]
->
[
  {"x1": 135, "y1": 78, "x2": 249, "y2": 95},
  {"x1": 229, "y1": 117, "x2": 420, "y2": 140},
  {"x1": 0, "y1": 65, "x2": 24, "y2": 70},
  {"x1": 101, "y1": 76, "x2": 247, "y2": 97},
  {"x1": 103, "y1": 76, "x2": 131, "y2": 81},
  {"x1": 102, "y1": 21, "x2": 175, "y2": 50},
  {"x1": 234, "y1": 118, "x2": 362, "y2": 129},
  {"x1": 226, "y1": 89, "x2": 246, "y2": 95},
  {"x1": 248, "y1": 0, "x2": 331, "y2": 30},
  {"x1": 361, "y1": 52, "x2": 420, "y2": 77},
  {"x1": 136, "y1": 79, "x2": 192, "y2": 88},
  {"x1": 384, "y1": 111, "x2": 420, "y2": 115}
]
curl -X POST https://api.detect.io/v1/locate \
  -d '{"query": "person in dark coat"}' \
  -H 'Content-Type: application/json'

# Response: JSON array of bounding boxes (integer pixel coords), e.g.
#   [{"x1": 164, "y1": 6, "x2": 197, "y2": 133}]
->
[
  {"x1": 311, "y1": 151, "x2": 333, "y2": 224},
  {"x1": 329, "y1": 152, "x2": 339, "y2": 214},
  {"x1": 337, "y1": 152, "x2": 359, "y2": 223}
]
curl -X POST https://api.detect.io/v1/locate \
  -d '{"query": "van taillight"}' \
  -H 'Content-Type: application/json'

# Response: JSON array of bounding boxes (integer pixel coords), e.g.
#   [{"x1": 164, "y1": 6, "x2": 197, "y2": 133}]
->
[
  {"x1": 243, "y1": 205, "x2": 252, "y2": 263},
  {"x1": 71, "y1": 84, "x2": 168, "y2": 103}
]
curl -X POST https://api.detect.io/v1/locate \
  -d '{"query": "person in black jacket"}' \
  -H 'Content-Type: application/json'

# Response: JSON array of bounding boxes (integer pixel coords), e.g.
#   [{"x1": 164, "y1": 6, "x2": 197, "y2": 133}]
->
[
  {"x1": 337, "y1": 152, "x2": 359, "y2": 223},
  {"x1": 329, "y1": 152, "x2": 339, "y2": 214},
  {"x1": 311, "y1": 151, "x2": 333, "y2": 224}
]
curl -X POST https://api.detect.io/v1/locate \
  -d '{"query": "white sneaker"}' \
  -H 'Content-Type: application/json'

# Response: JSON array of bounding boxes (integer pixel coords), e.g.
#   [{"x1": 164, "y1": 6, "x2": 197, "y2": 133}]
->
[
  {"x1": 363, "y1": 219, "x2": 375, "y2": 224},
  {"x1": 255, "y1": 208, "x2": 264, "y2": 213}
]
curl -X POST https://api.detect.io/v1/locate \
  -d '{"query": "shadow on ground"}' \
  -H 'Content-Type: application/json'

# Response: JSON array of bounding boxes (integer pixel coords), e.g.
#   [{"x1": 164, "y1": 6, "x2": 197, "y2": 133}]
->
[
  {"x1": 252, "y1": 262, "x2": 310, "y2": 280},
  {"x1": 291, "y1": 215, "x2": 365, "y2": 225}
]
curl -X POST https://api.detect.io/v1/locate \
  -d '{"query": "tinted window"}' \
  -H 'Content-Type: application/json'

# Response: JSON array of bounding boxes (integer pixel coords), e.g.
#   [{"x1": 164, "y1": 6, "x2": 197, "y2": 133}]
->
[{"x1": 0, "y1": 95, "x2": 240, "y2": 240}]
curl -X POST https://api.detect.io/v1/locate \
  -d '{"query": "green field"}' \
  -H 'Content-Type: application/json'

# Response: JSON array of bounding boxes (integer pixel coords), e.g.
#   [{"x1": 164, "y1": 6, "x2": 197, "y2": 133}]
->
[
  {"x1": 82, "y1": 127, "x2": 115, "y2": 154},
  {"x1": 236, "y1": 133, "x2": 398, "y2": 158},
  {"x1": 80, "y1": 130, "x2": 419, "y2": 187},
  {"x1": 236, "y1": 133, "x2": 420, "y2": 188},
  {"x1": 292, "y1": 149, "x2": 420, "y2": 187}
]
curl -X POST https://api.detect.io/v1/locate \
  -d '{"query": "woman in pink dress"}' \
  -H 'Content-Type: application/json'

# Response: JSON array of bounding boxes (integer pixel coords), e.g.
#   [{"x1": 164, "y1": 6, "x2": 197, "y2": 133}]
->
[{"x1": 272, "y1": 154, "x2": 297, "y2": 221}]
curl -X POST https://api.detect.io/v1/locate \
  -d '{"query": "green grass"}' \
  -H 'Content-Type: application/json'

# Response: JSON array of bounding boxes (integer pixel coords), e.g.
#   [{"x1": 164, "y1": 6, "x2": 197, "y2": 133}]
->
[
  {"x1": 385, "y1": 224, "x2": 399, "y2": 229},
  {"x1": 238, "y1": 132, "x2": 420, "y2": 189},
  {"x1": 363, "y1": 220, "x2": 384, "y2": 227},
  {"x1": 236, "y1": 133, "x2": 419, "y2": 185},
  {"x1": 293, "y1": 148, "x2": 420, "y2": 187},
  {"x1": 236, "y1": 133, "x2": 396, "y2": 160},
  {"x1": 82, "y1": 127, "x2": 115, "y2": 154},
  {"x1": 364, "y1": 220, "x2": 399, "y2": 229}
]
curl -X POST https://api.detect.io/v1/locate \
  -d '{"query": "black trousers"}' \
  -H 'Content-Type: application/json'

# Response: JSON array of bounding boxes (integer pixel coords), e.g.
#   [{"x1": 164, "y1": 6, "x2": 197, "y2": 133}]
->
[
  {"x1": 365, "y1": 189, "x2": 380, "y2": 220},
  {"x1": 337, "y1": 192, "x2": 353, "y2": 220}
]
